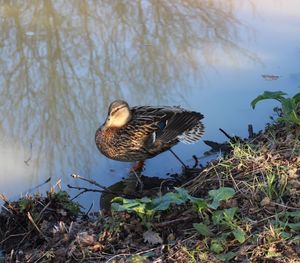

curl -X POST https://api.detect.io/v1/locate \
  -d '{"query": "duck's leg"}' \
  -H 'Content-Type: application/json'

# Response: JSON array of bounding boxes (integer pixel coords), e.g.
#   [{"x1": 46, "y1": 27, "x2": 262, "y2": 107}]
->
[
  {"x1": 130, "y1": 160, "x2": 145, "y2": 192},
  {"x1": 131, "y1": 160, "x2": 145, "y2": 173},
  {"x1": 168, "y1": 149, "x2": 188, "y2": 169}
]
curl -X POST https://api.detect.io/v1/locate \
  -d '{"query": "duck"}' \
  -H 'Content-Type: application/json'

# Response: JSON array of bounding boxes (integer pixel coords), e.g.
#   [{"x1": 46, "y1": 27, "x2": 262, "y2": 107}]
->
[{"x1": 95, "y1": 100, "x2": 204, "y2": 166}]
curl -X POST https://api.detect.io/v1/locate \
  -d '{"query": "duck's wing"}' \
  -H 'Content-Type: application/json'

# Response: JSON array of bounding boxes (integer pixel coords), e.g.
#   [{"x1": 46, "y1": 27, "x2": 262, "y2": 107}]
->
[{"x1": 130, "y1": 106, "x2": 204, "y2": 146}]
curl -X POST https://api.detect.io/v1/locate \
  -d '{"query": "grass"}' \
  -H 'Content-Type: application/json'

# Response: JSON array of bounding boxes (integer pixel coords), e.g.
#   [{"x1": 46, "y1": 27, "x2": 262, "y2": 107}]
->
[{"x1": 184, "y1": 121, "x2": 300, "y2": 262}]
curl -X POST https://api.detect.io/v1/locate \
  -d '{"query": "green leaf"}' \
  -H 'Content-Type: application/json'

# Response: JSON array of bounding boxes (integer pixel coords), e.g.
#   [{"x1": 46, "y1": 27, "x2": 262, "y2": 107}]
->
[
  {"x1": 174, "y1": 187, "x2": 190, "y2": 202},
  {"x1": 111, "y1": 196, "x2": 125, "y2": 203},
  {"x1": 212, "y1": 210, "x2": 224, "y2": 225},
  {"x1": 152, "y1": 192, "x2": 185, "y2": 211},
  {"x1": 232, "y1": 228, "x2": 246, "y2": 243},
  {"x1": 193, "y1": 223, "x2": 212, "y2": 237},
  {"x1": 293, "y1": 92, "x2": 300, "y2": 105},
  {"x1": 290, "y1": 236, "x2": 300, "y2": 242},
  {"x1": 286, "y1": 211, "x2": 300, "y2": 221},
  {"x1": 288, "y1": 223, "x2": 300, "y2": 231},
  {"x1": 223, "y1": 207, "x2": 238, "y2": 222},
  {"x1": 210, "y1": 240, "x2": 224, "y2": 254},
  {"x1": 19, "y1": 198, "x2": 33, "y2": 213},
  {"x1": 111, "y1": 202, "x2": 127, "y2": 212},
  {"x1": 281, "y1": 231, "x2": 292, "y2": 239},
  {"x1": 208, "y1": 187, "x2": 235, "y2": 209},
  {"x1": 251, "y1": 91, "x2": 287, "y2": 109},
  {"x1": 111, "y1": 197, "x2": 150, "y2": 215},
  {"x1": 189, "y1": 196, "x2": 208, "y2": 213},
  {"x1": 216, "y1": 251, "x2": 237, "y2": 262},
  {"x1": 111, "y1": 200, "x2": 142, "y2": 212},
  {"x1": 281, "y1": 98, "x2": 296, "y2": 115},
  {"x1": 139, "y1": 197, "x2": 153, "y2": 203}
]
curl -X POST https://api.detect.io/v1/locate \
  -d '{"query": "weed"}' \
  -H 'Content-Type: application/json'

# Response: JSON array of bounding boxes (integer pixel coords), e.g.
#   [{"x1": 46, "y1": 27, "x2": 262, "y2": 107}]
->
[
  {"x1": 251, "y1": 90, "x2": 300, "y2": 125},
  {"x1": 49, "y1": 191, "x2": 81, "y2": 217},
  {"x1": 111, "y1": 187, "x2": 193, "y2": 224}
]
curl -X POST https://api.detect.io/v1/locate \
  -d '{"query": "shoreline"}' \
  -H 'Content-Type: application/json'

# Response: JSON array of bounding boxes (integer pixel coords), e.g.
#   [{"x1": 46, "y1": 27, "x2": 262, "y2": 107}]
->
[{"x1": 1, "y1": 120, "x2": 299, "y2": 262}]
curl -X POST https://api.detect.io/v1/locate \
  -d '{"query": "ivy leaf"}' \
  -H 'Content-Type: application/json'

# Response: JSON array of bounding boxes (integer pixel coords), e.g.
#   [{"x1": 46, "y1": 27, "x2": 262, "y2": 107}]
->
[{"x1": 208, "y1": 187, "x2": 235, "y2": 209}]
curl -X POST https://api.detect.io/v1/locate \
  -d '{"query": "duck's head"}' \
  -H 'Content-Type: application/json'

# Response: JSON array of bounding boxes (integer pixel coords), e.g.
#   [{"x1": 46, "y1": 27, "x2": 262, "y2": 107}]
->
[{"x1": 103, "y1": 100, "x2": 131, "y2": 128}]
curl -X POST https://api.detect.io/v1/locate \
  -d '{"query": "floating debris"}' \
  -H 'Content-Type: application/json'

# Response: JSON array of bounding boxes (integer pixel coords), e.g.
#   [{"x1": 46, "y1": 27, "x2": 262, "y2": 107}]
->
[{"x1": 262, "y1": 74, "x2": 280, "y2": 81}]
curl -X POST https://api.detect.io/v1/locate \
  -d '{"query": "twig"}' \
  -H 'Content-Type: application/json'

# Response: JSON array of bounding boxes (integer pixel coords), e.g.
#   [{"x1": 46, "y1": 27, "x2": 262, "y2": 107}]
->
[
  {"x1": 154, "y1": 216, "x2": 192, "y2": 227},
  {"x1": 105, "y1": 253, "x2": 131, "y2": 263},
  {"x1": 67, "y1": 183, "x2": 137, "y2": 200},
  {"x1": 248, "y1": 124, "x2": 254, "y2": 138},
  {"x1": 271, "y1": 202, "x2": 299, "y2": 210},
  {"x1": 35, "y1": 201, "x2": 52, "y2": 223},
  {"x1": 0, "y1": 233, "x2": 26, "y2": 246},
  {"x1": 67, "y1": 185, "x2": 104, "y2": 200},
  {"x1": 27, "y1": 177, "x2": 51, "y2": 193},
  {"x1": 192, "y1": 155, "x2": 199, "y2": 168},
  {"x1": 219, "y1": 128, "x2": 233, "y2": 140},
  {"x1": 105, "y1": 247, "x2": 158, "y2": 263},
  {"x1": 131, "y1": 169, "x2": 144, "y2": 192},
  {"x1": 70, "y1": 174, "x2": 113, "y2": 192},
  {"x1": 0, "y1": 192, "x2": 9, "y2": 204},
  {"x1": 169, "y1": 149, "x2": 187, "y2": 168},
  {"x1": 27, "y1": 212, "x2": 48, "y2": 240},
  {"x1": 0, "y1": 193, "x2": 17, "y2": 213},
  {"x1": 85, "y1": 202, "x2": 94, "y2": 215}
]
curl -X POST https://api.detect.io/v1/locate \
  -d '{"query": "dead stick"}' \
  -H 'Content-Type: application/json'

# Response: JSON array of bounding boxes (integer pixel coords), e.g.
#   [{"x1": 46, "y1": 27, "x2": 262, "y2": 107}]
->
[
  {"x1": 192, "y1": 155, "x2": 199, "y2": 168},
  {"x1": 27, "y1": 177, "x2": 51, "y2": 193},
  {"x1": 154, "y1": 216, "x2": 193, "y2": 227},
  {"x1": 219, "y1": 128, "x2": 233, "y2": 140},
  {"x1": 27, "y1": 212, "x2": 48, "y2": 240},
  {"x1": 71, "y1": 174, "x2": 113, "y2": 192},
  {"x1": 169, "y1": 149, "x2": 187, "y2": 168},
  {"x1": 248, "y1": 124, "x2": 254, "y2": 138},
  {"x1": 67, "y1": 184, "x2": 137, "y2": 200}
]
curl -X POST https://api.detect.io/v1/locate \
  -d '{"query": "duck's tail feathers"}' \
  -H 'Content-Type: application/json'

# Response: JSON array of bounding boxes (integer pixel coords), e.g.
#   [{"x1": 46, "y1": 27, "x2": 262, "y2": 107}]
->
[
  {"x1": 177, "y1": 121, "x2": 205, "y2": 144},
  {"x1": 153, "y1": 110, "x2": 204, "y2": 144}
]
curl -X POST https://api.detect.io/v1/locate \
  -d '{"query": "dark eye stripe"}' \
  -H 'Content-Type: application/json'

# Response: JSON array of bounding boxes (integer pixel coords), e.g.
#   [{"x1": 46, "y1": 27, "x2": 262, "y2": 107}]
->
[{"x1": 110, "y1": 105, "x2": 127, "y2": 116}]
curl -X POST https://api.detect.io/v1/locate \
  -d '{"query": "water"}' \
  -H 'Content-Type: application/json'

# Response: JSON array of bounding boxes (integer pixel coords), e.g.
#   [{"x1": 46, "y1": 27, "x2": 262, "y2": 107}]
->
[{"x1": 0, "y1": 0, "x2": 299, "y2": 210}]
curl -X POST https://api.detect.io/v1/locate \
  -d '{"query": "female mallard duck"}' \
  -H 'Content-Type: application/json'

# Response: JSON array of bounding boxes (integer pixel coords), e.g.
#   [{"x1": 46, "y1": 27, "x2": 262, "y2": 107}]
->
[{"x1": 95, "y1": 100, "x2": 204, "y2": 163}]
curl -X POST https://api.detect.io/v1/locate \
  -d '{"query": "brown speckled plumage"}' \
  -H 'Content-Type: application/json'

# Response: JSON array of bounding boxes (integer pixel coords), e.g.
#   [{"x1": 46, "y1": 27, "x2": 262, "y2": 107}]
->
[{"x1": 95, "y1": 101, "x2": 204, "y2": 162}]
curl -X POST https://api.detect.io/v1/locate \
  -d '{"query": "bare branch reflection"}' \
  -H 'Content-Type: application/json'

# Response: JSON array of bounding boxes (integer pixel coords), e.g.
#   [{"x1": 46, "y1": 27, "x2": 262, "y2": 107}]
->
[{"x1": 0, "y1": 0, "x2": 254, "y2": 181}]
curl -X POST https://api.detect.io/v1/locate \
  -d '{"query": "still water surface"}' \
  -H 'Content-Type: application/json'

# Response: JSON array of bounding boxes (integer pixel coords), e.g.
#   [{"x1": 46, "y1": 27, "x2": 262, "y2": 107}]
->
[{"x1": 0, "y1": 0, "x2": 299, "y2": 209}]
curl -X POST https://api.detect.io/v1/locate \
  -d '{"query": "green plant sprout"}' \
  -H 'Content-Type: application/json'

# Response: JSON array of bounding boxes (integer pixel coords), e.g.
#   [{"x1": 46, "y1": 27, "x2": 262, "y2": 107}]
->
[
  {"x1": 112, "y1": 185, "x2": 248, "y2": 260},
  {"x1": 251, "y1": 90, "x2": 300, "y2": 125}
]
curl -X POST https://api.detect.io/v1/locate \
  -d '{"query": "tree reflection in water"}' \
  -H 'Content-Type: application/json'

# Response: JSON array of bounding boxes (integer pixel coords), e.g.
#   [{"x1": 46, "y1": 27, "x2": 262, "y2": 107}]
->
[{"x1": 0, "y1": 1, "x2": 254, "y2": 183}]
